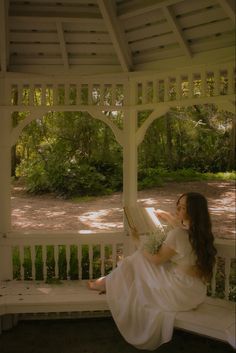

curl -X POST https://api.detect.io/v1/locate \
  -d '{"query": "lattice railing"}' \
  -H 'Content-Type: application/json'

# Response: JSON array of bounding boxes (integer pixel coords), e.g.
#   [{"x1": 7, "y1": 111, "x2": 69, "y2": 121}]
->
[
  {"x1": 130, "y1": 63, "x2": 235, "y2": 106},
  {"x1": 6, "y1": 62, "x2": 235, "y2": 110},
  {"x1": 8, "y1": 79, "x2": 128, "y2": 109}
]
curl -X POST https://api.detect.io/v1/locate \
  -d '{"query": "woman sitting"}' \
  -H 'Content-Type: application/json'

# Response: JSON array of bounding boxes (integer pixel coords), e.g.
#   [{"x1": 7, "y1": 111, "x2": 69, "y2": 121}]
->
[{"x1": 88, "y1": 192, "x2": 217, "y2": 351}]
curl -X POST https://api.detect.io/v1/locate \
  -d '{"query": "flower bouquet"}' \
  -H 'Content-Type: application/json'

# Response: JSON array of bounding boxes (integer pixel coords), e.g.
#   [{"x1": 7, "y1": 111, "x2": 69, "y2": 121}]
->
[{"x1": 140, "y1": 224, "x2": 171, "y2": 254}]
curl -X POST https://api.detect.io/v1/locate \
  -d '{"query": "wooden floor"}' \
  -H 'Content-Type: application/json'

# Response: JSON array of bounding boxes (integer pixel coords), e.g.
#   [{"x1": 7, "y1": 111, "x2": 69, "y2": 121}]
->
[{"x1": 0, "y1": 317, "x2": 235, "y2": 353}]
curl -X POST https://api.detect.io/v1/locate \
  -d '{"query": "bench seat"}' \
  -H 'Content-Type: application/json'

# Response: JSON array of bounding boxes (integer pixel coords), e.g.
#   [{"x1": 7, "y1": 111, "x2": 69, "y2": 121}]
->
[{"x1": 0, "y1": 280, "x2": 235, "y2": 348}]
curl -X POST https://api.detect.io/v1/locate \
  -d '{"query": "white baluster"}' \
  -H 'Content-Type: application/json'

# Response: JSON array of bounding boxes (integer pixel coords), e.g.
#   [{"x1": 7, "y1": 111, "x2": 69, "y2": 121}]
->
[
  {"x1": 100, "y1": 84, "x2": 105, "y2": 106},
  {"x1": 66, "y1": 245, "x2": 70, "y2": 279},
  {"x1": 42, "y1": 246, "x2": 47, "y2": 280},
  {"x1": 19, "y1": 246, "x2": 24, "y2": 280},
  {"x1": 41, "y1": 83, "x2": 46, "y2": 106},
  {"x1": 89, "y1": 245, "x2": 93, "y2": 279},
  {"x1": 164, "y1": 78, "x2": 169, "y2": 102},
  {"x1": 53, "y1": 84, "x2": 58, "y2": 106},
  {"x1": 64, "y1": 84, "x2": 70, "y2": 105},
  {"x1": 227, "y1": 65, "x2": 234, "y2": 95},
  {"x1": 211, "y1": 262, "x2": 217, "y2": 297},
  {"x1": 88, "y1": 83, "x2": 92, "y2": 105},
  {"x1": 224, "y1": 258, "x2": 231, "y2": 300},
  {"x1": 54, "y1": 245, "x2": 59, "y2": 278},
  {"x1": 188, "y1": 73, "x2": 193, "y2": 99},
  {"x1": 214, "y1": 69, "x2": 220, "y2": 96},
  {"x1": 17, "y1": 84, "x2": 23, "y2": 105},
  {"x1": 101, "y1": 244, "x2": 105, "y2": 277},
  {"x1": 78, "y1": 245, "x2": 82, "y2": 280},
  {"x1": 201, "y1": 70, "x2": 207, "y2": 97},
  {"x1": 112, "y1": 244, "x2": 116, "y2": 270},
  {"x1": 152, "y1": 79, "x2": 157, "y2": 103},
  {"x1": 31, "y1": 245, "x2": 36, "y2": 280},
  {"x1": 111, "y1": 83, "x2": 116, "y2": 106},
  {"x1": 176, "y1": 76, "x2": 181, "y2": 100},
  {"x1": 76, "y1": 83, "x2": 81, "y2": 105},
  {"x1": 142, "y1": 81, "x2": 148, "y2": 104}
]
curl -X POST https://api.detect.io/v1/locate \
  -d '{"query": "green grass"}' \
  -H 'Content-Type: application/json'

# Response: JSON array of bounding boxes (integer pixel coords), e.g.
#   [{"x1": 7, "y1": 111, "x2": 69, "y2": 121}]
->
[{"x1": 138, "y1": 169, "x2": 235, "y2": 189}]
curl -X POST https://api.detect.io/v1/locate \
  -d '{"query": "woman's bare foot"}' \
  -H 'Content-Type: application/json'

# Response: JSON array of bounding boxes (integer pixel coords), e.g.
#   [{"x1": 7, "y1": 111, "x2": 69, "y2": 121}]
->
[{"x1": 87, "y1": 277, "x2": 106, "y2": 292}]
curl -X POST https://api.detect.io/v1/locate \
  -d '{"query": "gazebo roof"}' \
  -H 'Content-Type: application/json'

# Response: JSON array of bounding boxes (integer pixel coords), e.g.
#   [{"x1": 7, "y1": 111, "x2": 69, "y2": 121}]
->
[{"x1": 1, "y1": 0, "x2": 235, "y2": 75}]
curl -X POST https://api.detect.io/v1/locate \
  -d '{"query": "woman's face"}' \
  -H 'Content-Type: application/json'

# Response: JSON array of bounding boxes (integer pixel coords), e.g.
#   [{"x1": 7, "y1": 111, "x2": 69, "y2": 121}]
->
[{"x1": 176, "y1": 196, "x2": 188, "y2": 223}]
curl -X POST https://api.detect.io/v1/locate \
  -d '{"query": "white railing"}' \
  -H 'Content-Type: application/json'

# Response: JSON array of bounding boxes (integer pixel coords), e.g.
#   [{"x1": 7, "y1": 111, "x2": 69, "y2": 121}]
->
[
  {"x1": 5, "y1": 62, "x2": 235, "y2": 110},
  {"x1": 0, "y1": 231, "x2": 128, "y2": 281},
  {"x1": 130, "y1": 62, "x2": 235, "y2": 106},
  {"x1": 0, "y1": 232, "x2": 235, "y2": 301},
  {"x1": 7, "y1": 78, "x2": 128, "y2": 109}
]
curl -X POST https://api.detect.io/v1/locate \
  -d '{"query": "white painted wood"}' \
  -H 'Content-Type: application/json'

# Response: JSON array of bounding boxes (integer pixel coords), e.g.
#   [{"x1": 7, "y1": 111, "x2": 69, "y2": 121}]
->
[
  {"x1": 56, "y1": 22, "x2": 69, "y2": 70},
  {"x1": 162, "y1": 6, "x2": 192, "y2": 59},
  {"x1": 0, "y1": 102, "x2": 11, "y2": 239},
  {"x1": 0, "y1": 0, "x2": 9, "y2": 72},
  {"x1": 97, "y1": 0, "x2": 132, "y2": 72},
  {"x1": 118, "y1": 0, "x2": 184, "y2": 20},
  {"x1": 217, "y1": 0, "x2": 236, "y2": 24},
  {"x1": 123, "y1": 109, "x2": 138, "y2": 207}
]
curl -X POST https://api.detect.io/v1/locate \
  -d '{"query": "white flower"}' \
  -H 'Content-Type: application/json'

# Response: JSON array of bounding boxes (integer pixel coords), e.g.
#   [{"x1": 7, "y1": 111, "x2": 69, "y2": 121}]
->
[{"x1": 140, "y1": 224, "x2": 171, "y2": 254}]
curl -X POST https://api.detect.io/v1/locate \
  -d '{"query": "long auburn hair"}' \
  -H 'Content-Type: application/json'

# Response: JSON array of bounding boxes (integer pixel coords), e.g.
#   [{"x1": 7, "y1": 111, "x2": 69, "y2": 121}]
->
[{"x1": 177, "y1": 192, "x2": 217, "y2": 282}]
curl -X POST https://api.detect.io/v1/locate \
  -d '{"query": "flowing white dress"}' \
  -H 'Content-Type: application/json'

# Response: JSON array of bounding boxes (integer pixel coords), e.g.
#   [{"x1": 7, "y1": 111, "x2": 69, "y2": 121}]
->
[{"x1": 106, "y1": 227, "x2": 207, "y2": 351}]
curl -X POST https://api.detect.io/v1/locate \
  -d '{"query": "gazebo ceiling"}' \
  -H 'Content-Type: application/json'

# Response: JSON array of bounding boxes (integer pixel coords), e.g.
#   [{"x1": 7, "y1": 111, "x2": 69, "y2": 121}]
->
[{"x1": 0, "y1": 0, "x2": 235, "y2": 75}]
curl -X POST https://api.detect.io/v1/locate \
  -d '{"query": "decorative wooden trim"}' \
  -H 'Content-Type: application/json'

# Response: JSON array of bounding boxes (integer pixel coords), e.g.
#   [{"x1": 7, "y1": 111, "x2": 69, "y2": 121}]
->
[{"x1": 56, "y1": 22, "x2": 69, "y2": 70}]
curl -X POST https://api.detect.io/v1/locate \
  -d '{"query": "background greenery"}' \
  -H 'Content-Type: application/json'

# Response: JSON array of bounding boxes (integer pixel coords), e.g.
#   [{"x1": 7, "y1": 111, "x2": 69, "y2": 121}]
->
[{"x1": 12, "y1": 104, "x2": 235, "y2": 197}]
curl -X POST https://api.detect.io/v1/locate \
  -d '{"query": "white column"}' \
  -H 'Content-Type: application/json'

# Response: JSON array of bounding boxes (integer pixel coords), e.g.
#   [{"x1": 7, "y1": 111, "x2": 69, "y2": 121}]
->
[
  {"x1": 0, "y1": 77, "x2": 13, "y2": 280},
  {"x1": 123, "y1": 108, "x2": 138, "y2": 208},
  {"x1": 0, "y1": 113, "x2": 11, "y2": 233}
]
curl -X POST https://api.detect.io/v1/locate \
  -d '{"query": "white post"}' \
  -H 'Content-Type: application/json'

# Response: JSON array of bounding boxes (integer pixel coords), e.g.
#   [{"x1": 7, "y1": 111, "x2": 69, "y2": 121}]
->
[
  {"x1": 123, "y1": 108, "x2": 138, "y2": 256},
  {"x1": 123, "y1": 108, "x2": 138, "y2": 208},
  {"x1": 0, "y1": 77, "x2": 13, "y2": 280}
]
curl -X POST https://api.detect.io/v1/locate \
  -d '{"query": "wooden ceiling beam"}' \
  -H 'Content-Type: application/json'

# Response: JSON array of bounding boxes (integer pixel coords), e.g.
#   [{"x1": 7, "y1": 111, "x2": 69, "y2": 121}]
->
[
  {"x1": 97, "y1": 0, "x2": 133, "y2": 72},
  {"x1": 0, "y1": 0, "x2": 9, "y2": 72},
  {"x1": 163, "y1": 5, "x2": 192, "y2": 59},
  {"x1": 56, "y1": 22, "x2": 69, "y2": 70},
  {"x1": 118, "y1": 0, "x2": 184, "y2": 20},
  {"x1": 217, "y1": 0, "x2": 235, "y2": 25}
]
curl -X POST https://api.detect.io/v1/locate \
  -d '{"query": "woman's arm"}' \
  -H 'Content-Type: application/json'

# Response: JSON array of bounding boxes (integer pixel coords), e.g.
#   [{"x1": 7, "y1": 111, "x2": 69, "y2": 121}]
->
[
  {"x1": 155, "y1": 209, "x2": 180, "y2": 227},
  {"x1": 143, "y1": 243, "x2": 176, "y2": 265}
]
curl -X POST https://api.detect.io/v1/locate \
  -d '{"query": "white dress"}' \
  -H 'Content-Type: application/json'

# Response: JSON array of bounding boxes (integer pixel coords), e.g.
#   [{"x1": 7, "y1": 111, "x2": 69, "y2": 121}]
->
[{"x1": 106, "y1": 227, "x2": 207, "y2": 351}]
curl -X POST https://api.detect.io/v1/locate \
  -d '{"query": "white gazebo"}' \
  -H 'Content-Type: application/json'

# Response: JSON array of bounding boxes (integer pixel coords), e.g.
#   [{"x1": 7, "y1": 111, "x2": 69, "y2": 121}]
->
[{"x1": 0, "y1": 0, "x2": 235, "y2": 346}]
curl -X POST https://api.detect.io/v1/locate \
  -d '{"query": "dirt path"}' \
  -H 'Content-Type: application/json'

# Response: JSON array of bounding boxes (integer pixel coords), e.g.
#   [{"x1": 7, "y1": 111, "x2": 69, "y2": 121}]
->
[{"x1": 11, "y1": 181, "x2": 235, "y2": 239}]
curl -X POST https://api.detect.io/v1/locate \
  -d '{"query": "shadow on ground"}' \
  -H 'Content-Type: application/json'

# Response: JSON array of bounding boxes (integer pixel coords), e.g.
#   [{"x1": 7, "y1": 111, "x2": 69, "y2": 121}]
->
[{"x1": 0, "y1": 317, "x2": 234, "y2": 353}]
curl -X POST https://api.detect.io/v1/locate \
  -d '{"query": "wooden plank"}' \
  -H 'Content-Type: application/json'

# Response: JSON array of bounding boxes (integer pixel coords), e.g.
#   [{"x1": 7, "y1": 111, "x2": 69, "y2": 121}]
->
[
  {"x1": 130, "y1": 32, "x2": 176, "y2": 52},
  {"x1": 56, "y1": 22, "x2": 69, "y2": 70},
  {"x1": 97, "y1": 0, "x2": 132, "y2": 72},
  {"x1": 126, "y1": 22, "x2": 170, "y2": 42},
  {"x1": 121, "y1": 9, "x2": 165, "y2": 31},
  {"x1": 217, "y1": 0, "x2": 235, "y2": 24},
  {"x1": 173, "y1": 0, "x2": 217, "y2": 15},
  {"x1": 184, "y1": 19, "x2": 235, "y2": 40},
  {"x1": 0, "y1": 0, "x2": 9, "y2": 71},
  {"x1": 118, "y1": 0, "x2": 184, "y2": 19},
  {"x1": 178, "y1": 7, "x2": 228, "y2": 28},
  {"x1": 163, "y1": 6, "x2": 192, "y2": 58},
  {"x1": 10, "y1": 43, "x2": 115, "y2": 54}
]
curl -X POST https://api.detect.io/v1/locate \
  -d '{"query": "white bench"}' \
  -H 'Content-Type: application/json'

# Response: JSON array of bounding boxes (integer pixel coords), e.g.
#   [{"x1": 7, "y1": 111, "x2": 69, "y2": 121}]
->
[{"x1": 0, "y1": 216, "x2": 235, "y2": 349}]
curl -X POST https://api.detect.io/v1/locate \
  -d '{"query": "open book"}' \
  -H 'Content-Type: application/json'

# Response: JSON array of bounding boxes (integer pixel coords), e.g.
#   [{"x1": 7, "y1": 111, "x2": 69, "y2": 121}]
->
[{"x1": 124, "y1": 205, "x2": 170, "y2": 254}]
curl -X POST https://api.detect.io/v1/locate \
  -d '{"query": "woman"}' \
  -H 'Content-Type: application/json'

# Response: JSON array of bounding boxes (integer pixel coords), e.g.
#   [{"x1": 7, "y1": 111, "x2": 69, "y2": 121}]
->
[{"x1": 88, "y1": 192, "x2": 217, "y2": 350}]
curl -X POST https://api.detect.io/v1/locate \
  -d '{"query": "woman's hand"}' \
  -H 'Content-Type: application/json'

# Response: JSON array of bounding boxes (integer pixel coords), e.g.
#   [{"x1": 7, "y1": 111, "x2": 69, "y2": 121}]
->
[{"x1": 155, "y1": 209, "x2": 180, "y2": 227}]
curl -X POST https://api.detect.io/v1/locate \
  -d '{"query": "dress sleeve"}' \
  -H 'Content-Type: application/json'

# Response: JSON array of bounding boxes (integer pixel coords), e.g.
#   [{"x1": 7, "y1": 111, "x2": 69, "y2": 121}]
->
[{"x1": 163, "y1": 227, "x2": 188, "y2": 255}]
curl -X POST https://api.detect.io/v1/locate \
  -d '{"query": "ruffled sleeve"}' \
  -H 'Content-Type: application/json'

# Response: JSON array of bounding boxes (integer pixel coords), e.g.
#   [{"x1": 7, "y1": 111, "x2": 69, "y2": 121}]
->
[{"x1": 163, "y1": 227, "x2": 189, "y2": 256}]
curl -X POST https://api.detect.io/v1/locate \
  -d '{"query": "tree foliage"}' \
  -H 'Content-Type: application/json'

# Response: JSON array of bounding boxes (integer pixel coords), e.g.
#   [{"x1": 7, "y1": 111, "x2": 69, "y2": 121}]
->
[{"x1": 14, "y1": 104, "x2": 235, "y2": 196}]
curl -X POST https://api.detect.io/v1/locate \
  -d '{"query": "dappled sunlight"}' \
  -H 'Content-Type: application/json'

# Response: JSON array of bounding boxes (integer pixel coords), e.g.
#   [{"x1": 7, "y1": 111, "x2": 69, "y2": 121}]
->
[
  {"x1": 11, "y1": 181, "x2": 235, "y2": 239},
  {"x1": 79, "y1": 208, "x2": 123, "y2": 230}
]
